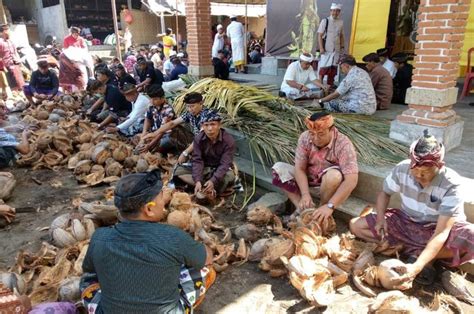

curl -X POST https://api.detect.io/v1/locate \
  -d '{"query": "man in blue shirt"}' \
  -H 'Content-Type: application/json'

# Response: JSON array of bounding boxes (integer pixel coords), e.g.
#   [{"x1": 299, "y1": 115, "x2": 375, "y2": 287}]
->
[
  {"x1": 23, "y1": 58, "x2": 59, "y2": 106},
  {"x1": 80, "y1": 170, "x2": 215, "y2": 313},
  {"x1": 168, "y1": 56, "x2": 188, "y2": 81}
]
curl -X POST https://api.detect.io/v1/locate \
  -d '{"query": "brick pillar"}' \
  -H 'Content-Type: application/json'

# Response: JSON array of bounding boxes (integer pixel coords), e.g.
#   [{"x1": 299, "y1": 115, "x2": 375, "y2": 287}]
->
[
  {"x1": 389, "y1": 0, "x2": 471, "y2": 151},
  {"x1": 185, "y1": 0, "x2": 213, "y2": 77}
]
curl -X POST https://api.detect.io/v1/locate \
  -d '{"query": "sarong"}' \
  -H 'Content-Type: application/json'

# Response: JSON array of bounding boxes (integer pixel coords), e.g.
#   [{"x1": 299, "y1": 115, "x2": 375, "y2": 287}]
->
[
  {"x1": 365, "y1": 208, "x2": 474, "y2": 267},
  {"x1": 59, "y1": 53, "x2": 85, "y2": 92},
  {"x1": 272, "y1": 161, "x2": 340, "y2": 195},
  {"x1": 174, "y1": 164, "x2": 235, "y2": 194},
  {"x1": 81, "y1": 266, "x2": 216, "y2": 314},
  {"x1": 6, "y1": 65, "x2": 25, "y2": 90}
]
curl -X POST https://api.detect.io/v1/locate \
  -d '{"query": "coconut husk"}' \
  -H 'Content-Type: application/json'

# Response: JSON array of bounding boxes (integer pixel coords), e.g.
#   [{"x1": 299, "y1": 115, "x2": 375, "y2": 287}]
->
[
  {"x1": 73, "y1": 244, "x2": 89, "y2": 276},
  {"x1": 78, "y1": 202, "x2": 117, "y2": 222},
  {"x1": 170, "y1": 192, "x2": 193, "y2": 211},
  {"x1": 352, "y1": 246, "x2": 376, "y2": 275},
  {"x1": 298, "y1": 208, "x2": 336, "y2": 236},
  {"x1": 79, "y1": 142, "x2": 94, "y2": 152},
  {"x1": 441, "y1": 270, "x2": 474, "y2": 305},
  {"x1": 373, "y1": 240, "x2": 404, "y2": 256},
  {"x1": 34, "y1": 255, "x2": 73, "y2": 288},
  {"x1": 167, "y1": 210, "x2": 192, "y2": 231},
  {"x1": 43, "y1": 151, "x2": 64, "y2": 167},
  {"x1": 368, "y1": 291, "x2": 422, "y2": 313},
  {"x1": 0, "y1": 172, "x2": 16, "y2": 200},
  {"x1": 247, "y1": 206, "x2": 274, "y2": 225},
  {"x1": 52, "y1": 131, "x2": 73, "y2": 156},
  {"x1": 105, "y1": 162, "x2": 122, "y2": 177},
  {"x1": 36, "y1": 132, "x2": 53, "y2": 151},
  {"x1": 29, "y1": 284, "x2": 60, "y2": 306},
  {"x1": 16, "y1": 149, "x2": 42, "y2": 166},
  {"x1": 213, "y1": 244, "x2": 235, "y2": 265},
  {"x1": 300, "y1": 275, "x2": 335, "y2": 307},
  {"x1": 233, "y1": 238, "x2": 249, "y2": 265},
  {"x1": 74, "y1": 160, "x2": 93, "y2": 177},
  {"x1": 144, "y1": 152, "x2": 162, "y2": 168},
  {"x1": 123, "y1": 156, "x2": 137, "y2": 169},
  {"x1": 234, "y1": 223, "x2": 261, "y2": 242},
  {"x1": 375, "y1": 259, "x2": 412, "y2": 291},
  {"x1": 135, "y1": 158, "x2": 149, "y2": 172},
  {"x1": 262, "y1": 238, "x2": 295, "y2": 266},
  {"x1": 112, "y1": 144, "x2": 129, "y2": 162},
  {"x1": 67, "y1": 155, "x2": 80, "y2": 169},
  {"x1": 0, "y1": 272, "x2": 27, "y2": 295},
  {"x1": 91, "y1": 144, "x2": 111, "y2": 165},
  {"x1": 294, "y1": 227, "x2": 326, "y2": 260},
  {"x1": 11, "y1": 242, "x2": 57, "y2": 274},
  {"x1": 283, "y1": 255, "x2": 329, "y2": 279}
]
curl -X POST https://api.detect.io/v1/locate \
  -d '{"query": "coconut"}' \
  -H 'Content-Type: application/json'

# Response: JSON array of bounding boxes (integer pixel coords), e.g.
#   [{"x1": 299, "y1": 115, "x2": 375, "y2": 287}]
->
[
  {"x1": 123, "y1": 156, "x2": 137, "y2": 169},
  {"x1": 48, "y1": 113, "x2": 61, "y2": 123},
  {"x1": 91, "y1": 145, "x2": 111, "y2": 165},
  {"x1": 0, "y1": 172, "x2": 16, "y2": 200},
  {"x1": 36, "y1": 110, "x2": 50, "y2": 120},
  {"x1": 58, "y1": 276, "x2": 81, "y2": 302},
  {"x1": 52, "y1": 132, "x2": 73, "y2": 156},
  {"x1": 71, "y1": 219, "x2": 87, "y2": 241},
  {"x1": 79, "y1": 142, "x2": 94, "y2": 152},
  {"x1": 300, "y1": 275, "x2": 335, "y2": 307},
  {"x1": 36, "y1": 132, "x2": 53, "y2": 151},
  {"x1": 77, "y1": 132, "x2": 92, "y2": 144},
  {"x1": 83, "y1": 218, "x2": 96, "y2": 238},
  {"x1": 247, "y1": 206, "x2": 274, "y2": 225},
  {"x1": 112, "y1": 144, "x2": 129, "y2": 162},
  {"x1": 369, "y1": 291, "x2": 422, "y2": 313},
  {"x1": 74, "y1": 160, "x2": 93, "y2": 176},
  {"x1": 377, "y1": 259, "x2": 411, "y2": 290},
  {"x1": 284, "y1": 255, "x2": 328, "y2": 279},
  {"x1": 52, "y1": 228, "x2": 77, "y2": 248},
  {"x1": 0, "y1": 272, "x2": 27, "y2": 295},
  {"x1": 16, "y1": 150, "x2": 42, "y2": 166},
  {"x1": 262, "y1": 239, "x2": 295, "y2": 266},
  {"x1": 167, "y1": 210, "x2": 192, "y2": 230},
  {"x1": 52, "y1": 108, "x2": 67, "y2": 117},
  {"x1": 67, "y1": 155, "x2": 80, "y2": 169},
  {"x1": 43, "y1": 151, "x2": 64, "y2": 167},
  {"x1": 234, "y1": 223, "x2": 261, "y2": 242},
  {"x1": 50, "y1": 213, "x2": 71, "y2": 231},
  {"x1": 136, "y1": 158, "x2": 149, "y2": 172},
  {"x1": 170, "y1": 192, "x2": 193, "y2": 211},
  {"x1": 106, "y1": 162, "x2": 123, "y2": 177}
]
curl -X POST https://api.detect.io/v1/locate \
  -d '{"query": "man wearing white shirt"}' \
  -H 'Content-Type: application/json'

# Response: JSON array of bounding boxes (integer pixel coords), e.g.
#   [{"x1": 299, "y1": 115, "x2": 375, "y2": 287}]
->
[
  {"x1": 377, "y1": 48, "x2": 397, "y2": 79},
  {"x1": 107, "y1": 83, "x2": 150, "y2": 136},
  {"x1": 280, "y1": 53, "x2": 327, "y2": 100},
  {"x1": 163, "y1": 51, "x2": 177, "y2": 79},
  {"x1": 212, "y1": 24, "x2": 225, "y2": 59},
  {"x1": 226, "y1": 15, "x2": 245, "y2": 73}
]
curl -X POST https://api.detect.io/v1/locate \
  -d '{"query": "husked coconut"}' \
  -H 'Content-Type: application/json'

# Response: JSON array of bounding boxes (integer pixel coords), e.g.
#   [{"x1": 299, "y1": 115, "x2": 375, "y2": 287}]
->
[
  {"x1": 169, "y1": 192, "x2": 193, "y2": 211},
  {"x1": 377, "y1": 259, "x2": 412, "y2": 290},
  {"x1": 106, "y1": 162, "x2": 122, "y2": 177},
  {"x1": 58, "y1": 276, "x2": 81, "y2": 302},
  {"x1": 48, "y1": 113, "x2": 61, "y2": 123},
  {"x1": 71, "y1": 219, "x2": 87, "y2": 241},
  {"x1": 50, "y1": 213, "x2": 71, "y2": 231},
  {"x1": 234, "y1": 223, "x2": 261, "y2": 242},
  {"x1": 74, "y1": 160, "x2": 93, "y2": 176},
  {"x1": 67, "y1": 155, "x2": 80, "y2": 169},
  {"x1": 52, "y1": 228, "x2": 77, "y2": 248},
  {"x1": 246, "y1": 206, "x2": 274, "y2": 225},
  {"x1": 52, "y1": 132, "x2": 73, "y2": 156},
  {"x1": 91, "y1": 145, "x2": 111, "y2": 165},
  {"x1": 36, "y1": 132, "x2": 53, "y2": 151},
  {"x1": 249, "y1": 238, "x2": 270, "y2": 262},
  {"x1": 36, "y1": 110, "x2": 49, "y2": 120},
  {"x1": 284, "y1": 255, "x2": 328, "y2": 278},
  {"x1": 136, "y1": 158, "x2": 149, "y2": 172},
  {"x1": 112, "y1": 144, "x2": 129, "y2": 162},
  {"x1": 167, "y1": 210, "x2": 191, "y2": 230},
  {"x1": 44, "y1": 151, "x2": 64, "y2": 166},
  {"x1": 78, "y1": 132, "x2": 92, "y2": 144},
  {"x1": 262, "y1": 238, "x2": 295, "y2": 266},
  {"x1": 0, "y1": 272, "x2": 27, "y2": 294},
  {"x1": 0, "y1": 172, "x2": 16, "y2": 200},
  {"x1": 123, "y1": 156, "x2": 137, "y2": 169}
]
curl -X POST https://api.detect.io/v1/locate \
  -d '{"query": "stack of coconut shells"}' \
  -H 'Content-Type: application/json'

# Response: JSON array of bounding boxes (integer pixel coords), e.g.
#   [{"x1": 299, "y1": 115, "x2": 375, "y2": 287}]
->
[{"x1": 15, "y1": 94, "x2": 171, "y2": 186}]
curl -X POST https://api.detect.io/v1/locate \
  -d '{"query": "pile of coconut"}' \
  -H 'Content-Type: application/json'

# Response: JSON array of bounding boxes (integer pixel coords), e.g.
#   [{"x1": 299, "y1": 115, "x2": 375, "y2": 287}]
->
[{"x1": 14, "y1": 93, "x2": 172, "y2": 186}]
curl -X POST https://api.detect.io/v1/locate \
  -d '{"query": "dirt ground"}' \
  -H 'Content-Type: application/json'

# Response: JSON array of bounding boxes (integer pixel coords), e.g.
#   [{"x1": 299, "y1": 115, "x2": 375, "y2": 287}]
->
[{"x1": 1, "y1": 167, "x2": 473, "y2": 313}]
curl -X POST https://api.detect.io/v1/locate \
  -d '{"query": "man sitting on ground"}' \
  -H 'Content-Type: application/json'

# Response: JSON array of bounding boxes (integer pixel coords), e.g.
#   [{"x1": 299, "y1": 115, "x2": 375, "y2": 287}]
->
[
  {"x1": 273, "y1": 112, "x2": 358, "y2": 222},
  {"x1": 392, "y1": 52, "x2": 413, "y2": 105},
  {"x1": 280, "y1": 53, "x2": 328, "y2": 100},
  {"x1": 377, "y1": 48, "x2": 397, "y2": 79},
  {"x1": 23, "y1": 58, "x2": 59, "y2": 106},
  {"x1": 362, "y1": 52, "x2": 393, "y2": 110},
  {"x1": 163, "y1": 52, "x2": 177, "y2": 79},
  {"x1": 80, "y1": 170, "x2": 215, "y2": 313},
  {"x1": 106, "y1": 83, "x2": 150, "y2": 136},
  {"x1": 135, "y1": 58, "x2": 160, "y2": 92},
  {"x1": 317, "y1": 55, "x2": 377, "y2": 115},
  {"x1": 86, "y1": 80, "x2": 132, "y2": 129},
  {"x1": 139, "y1": 92, "x2": 210, "y2": 163},
  {"x1": 212, "y1": 50, "x2": 229, "y2": 80},
  {"x1": 114, "y1": 64, "x2": 136, "y2": 91},
  {"x1": 174, "y1": 111, "x2": 235, "y2": 197},
  {"x1": 349, "y1": 131, "x2": 473, "y2": 287},
  {"x1": 168, "y1": 56, "x2": 188, "y2": 81}
]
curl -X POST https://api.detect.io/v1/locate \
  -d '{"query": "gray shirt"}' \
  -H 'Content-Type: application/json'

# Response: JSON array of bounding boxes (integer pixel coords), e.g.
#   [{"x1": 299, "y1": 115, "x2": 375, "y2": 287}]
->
[{"x1": 336, "y1": 66, "x2": 377, "y2": 115}]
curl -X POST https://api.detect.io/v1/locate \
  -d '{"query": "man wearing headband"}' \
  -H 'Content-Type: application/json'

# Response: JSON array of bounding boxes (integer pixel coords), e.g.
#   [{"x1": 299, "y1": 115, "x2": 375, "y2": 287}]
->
[
  {"x1": 80, "y1": 170, "x2": 214, "y2": 313},
  {"x1": 317, "y1": 3, "x2": 344, "y2": 86},
  {"x1": 317, "y1": 54, "x2": 377, "y2": 115},
  {"x1": 392, "y1": 52, "x2": 413, "y2": 104},
  {"x1": 350, "y1": 131, "x2": 473, "y2": 288},
  {"x1": 273, "y1": 112, "x2": 358, "y2": 223},
  {"x1": 175, "y1": 110, "x2": 235, "y2": 197},
  {"x1": 280, "y1": 53, "x2": 328, "y2": 100},
  {"x1": 227, "y1": 15, "x2": 246, "y2": 73},
  {"x1": 23, "y1": 58, "x2": 59, "y2": 106},
  {"x1": 139, "y1": 92, "x2": 210, "y2": 162},
  {"x1": 376, "y1": 47, "x2": 397, "y2": 79}
]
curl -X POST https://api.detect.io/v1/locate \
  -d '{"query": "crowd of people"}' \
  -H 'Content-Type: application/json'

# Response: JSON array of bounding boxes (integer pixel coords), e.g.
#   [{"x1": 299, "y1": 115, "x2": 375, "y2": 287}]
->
[{"x1": 0, "y1": 4, "x2": 472, "y2": 312}]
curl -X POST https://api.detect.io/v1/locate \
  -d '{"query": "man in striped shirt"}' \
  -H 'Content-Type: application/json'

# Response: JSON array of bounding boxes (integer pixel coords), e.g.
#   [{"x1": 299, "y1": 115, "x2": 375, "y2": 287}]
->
[{"x1": 350, "y1": 131, "x2": 473, "y2": 288}]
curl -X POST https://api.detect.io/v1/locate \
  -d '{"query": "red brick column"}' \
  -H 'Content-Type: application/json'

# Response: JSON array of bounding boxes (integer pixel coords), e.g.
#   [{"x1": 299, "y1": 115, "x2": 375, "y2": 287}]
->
[
  {"x1": 185, "y1": 0, "x2": 213, "y2": 76},
  {"x1": 390, "y1": 0, "x2": 471, "y2": 151}
]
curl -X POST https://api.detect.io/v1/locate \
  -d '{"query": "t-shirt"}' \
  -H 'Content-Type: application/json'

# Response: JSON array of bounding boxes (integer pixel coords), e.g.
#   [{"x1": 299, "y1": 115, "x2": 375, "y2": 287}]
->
[
  {"x1": 63, "y1": 35, "x2": 86, "y2": 49},
  {"x1": 82, "y1": 221, "x2": 207, "y2": 314},
  {"x1": 146, "y1": 103, "x2": 175, "y2": 131},
  {"x1": 117, "y1": 73, "x2": 137, "y2": 90},
  {"x1": 383, "y1": 160, "x2": 466, "y2": 223},
  {"x1": 180, "y1": 108, "x2": 211, "y2": 135},
  {"x1": 163, "y1": 59, "x2": 175, "y2": 77},
  {"x1": 137, "y1": 65, "x2": 158, "y2": 86},
  {"x1": 169, "y1": 63, "x2": 188, "y2": 81},
  {"x1": 336, "y1": 66, "x2": 377, "y2": 115},
  {"x1": 104, "y1": 85, "x2": 132, "y2": 114},
  {"x1": 29, "y1": 69, "x2": 59, "y2": 94},
  {"x1": 117, "y1": 93, "x2": 150, "y2": 132},
  {"x1": 281, "y1": 61, "x2": 317, "y2": 90}
]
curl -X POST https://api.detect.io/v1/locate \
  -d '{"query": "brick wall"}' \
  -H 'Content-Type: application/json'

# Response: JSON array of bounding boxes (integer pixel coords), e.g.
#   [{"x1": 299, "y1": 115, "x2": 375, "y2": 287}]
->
[
  {"x1": 396, "y1": 0, "x2": 471, "y2": 128},
  {"x1": 185, "y1": 0, "x2": 212, "y2": 68}
]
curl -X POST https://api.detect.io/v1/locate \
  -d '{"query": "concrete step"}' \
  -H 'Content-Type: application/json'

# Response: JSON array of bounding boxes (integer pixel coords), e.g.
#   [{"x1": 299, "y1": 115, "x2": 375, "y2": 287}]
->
[
  {"x1": 234, "y1": 156, "x2": 474, "y2": 222},
  {"x1": 244, "y1": 64, "x2": 261, "y2": 75}
]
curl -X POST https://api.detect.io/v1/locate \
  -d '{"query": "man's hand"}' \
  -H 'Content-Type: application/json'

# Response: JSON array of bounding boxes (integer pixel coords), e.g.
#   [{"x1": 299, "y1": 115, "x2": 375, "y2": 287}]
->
[
  {"x1": 203, "y1": 180, "x2": 216, "y2": 197},
  {"x1": 301, "y1": 85, "x2": 310, "y2": 92},
  {"x1": 320, "y1": 48, "x2": 326, "y2": 55},
  {"x1": 106, "y1": 126, "x2": 119, "y2": 133},
  {"x1": 177, "y1": 153, "x2": 188, "y2": 164},
  {"x1": 194, "y1": 181, "x2": 202, "y2": 194},
  {"x1": 311, "y1": 204, "x2": 333, "y2": 223},
  {"x1": 390, "y1": 263, "x2": 421, "y2": 290},
  {"x1": 374, "y1": 215, "x2": 388, "y2": 241},
  {"x1": 0, "y1": 205, "x2": 15, "y2": 223},
  {"x1": 137, "y1": 143, "x2": 150, "y2": 154},
  {"x1": 298, "y1": 192, "x2": 314, "y2": 210}
]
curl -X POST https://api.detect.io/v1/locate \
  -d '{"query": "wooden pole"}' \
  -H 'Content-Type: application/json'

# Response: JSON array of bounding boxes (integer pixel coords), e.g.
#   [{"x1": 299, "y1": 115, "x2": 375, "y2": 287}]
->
[
  {"x1": 111, "y1": 0, "x2": 122, "y2": 61},
  {"x1": 175, "y1": 0, "x2": 179, "y2": 47},
  {"x1": 244, "y1": 0, "x2": 248, "y2": 65},
  {"x1": 0, "y1": 0, "x2": 8, "y2": 24}
]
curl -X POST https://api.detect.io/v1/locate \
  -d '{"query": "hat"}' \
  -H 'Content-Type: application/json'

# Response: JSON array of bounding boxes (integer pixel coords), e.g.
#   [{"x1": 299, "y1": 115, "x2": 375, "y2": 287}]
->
[
  {"x1": 230, "y1": 15, "x2": 237, "y2": 19},
  {"x1": 37, "y1": 57, "x2": 49, "y2": 67},
  {"x1": 392, "y1": 52, "x2": 409, "y2": 63},
  {"x1": 150, "y1": 45, "x2": 158, "y2": 50},
  {"x1": 177, "y1": 52, "x2": 184, "y2": 58},
  {"x1": 114, "y1": 170, "x2": 163, "y2": 214},
  {"x1": 217, "y1": 24, "x2": 223, "y2": 30},
  {"x1": 330, "y1": 3, "x2": 342, "y2": 10},
  {"x1": 169, "y1": 50, "x2": 177, "y2": 57},
  {"x1": 122, "y1": 82, "x2": 137, "y2": 94},
  {"x1": 300, "y1": 53, "x2": 313, "y2": 63},
  {"x1": 201, "y1": 110, "x2": 222, "y2": 124},
  {"x1": 376, "y1": 48, "x2": 389, "y2": 57},
  {"x1": 305, "y1": 112, "x2": 334, "y2": 131}
]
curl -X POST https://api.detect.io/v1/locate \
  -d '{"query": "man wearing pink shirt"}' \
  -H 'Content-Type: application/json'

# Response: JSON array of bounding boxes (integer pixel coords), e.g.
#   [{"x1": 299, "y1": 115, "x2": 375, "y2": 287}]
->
[
  {"x1": 63, "y1": 27, "x2": 86, "y2": 49},
  {"x1": 0, "y1": 24, "x2": 24, "y2": 91}
]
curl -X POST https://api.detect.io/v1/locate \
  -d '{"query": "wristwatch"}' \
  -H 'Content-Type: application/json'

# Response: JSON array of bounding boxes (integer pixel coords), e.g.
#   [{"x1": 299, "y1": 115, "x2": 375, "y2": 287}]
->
[
  {"x1": 318, "y1": 99, "x2": 322, "y2": 104},
  {"x1": 327, "y1": 202, "x2": 335, "y2": 210},
  {"x1": 182, "y1": 151, "x2": 189, "y2": 157}
]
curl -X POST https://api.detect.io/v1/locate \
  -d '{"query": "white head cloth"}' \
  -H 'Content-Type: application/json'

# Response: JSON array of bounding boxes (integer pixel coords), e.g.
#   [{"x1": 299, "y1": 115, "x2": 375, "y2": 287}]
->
[
  {"x1": 330, "y1": 3, "x2": 342, "y2": 10},
  {"x1": 217, "y1": 24, "x2": 223, "y2": 30},
  {"x1": 299, "y1": 53, "x2": 314, "y2": 62},
  {"x1": 230, "y1": 15, "x2": 237, "y2": 19}
]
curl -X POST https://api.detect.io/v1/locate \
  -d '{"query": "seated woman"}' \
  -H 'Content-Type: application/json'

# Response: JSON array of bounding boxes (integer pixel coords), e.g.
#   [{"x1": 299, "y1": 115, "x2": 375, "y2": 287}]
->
[{"x1": 23, "y1": 58, "x2": 59, "y2": 106}]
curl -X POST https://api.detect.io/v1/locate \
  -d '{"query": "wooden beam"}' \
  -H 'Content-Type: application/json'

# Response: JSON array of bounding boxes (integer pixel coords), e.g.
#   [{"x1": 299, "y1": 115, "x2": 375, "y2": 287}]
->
[
  {"x1": 0, "y1": 0, "x2": 8, "y2": 25},
  {"x1": 111, "y1": 0, "x2": 122, "y2": 61}
]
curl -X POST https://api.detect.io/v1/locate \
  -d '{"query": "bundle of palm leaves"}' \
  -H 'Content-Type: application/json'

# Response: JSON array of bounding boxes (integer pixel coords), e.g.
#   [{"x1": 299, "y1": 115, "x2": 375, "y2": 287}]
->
[{"x1": 173, "y1": 76, "x2": 407, "y2": 166}]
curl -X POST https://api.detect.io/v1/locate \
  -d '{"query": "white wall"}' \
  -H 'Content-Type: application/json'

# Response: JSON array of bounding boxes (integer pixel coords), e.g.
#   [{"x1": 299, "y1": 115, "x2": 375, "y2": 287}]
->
[{"x1": 35, "y1": 0, "x2": 68, "y2": 44}]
